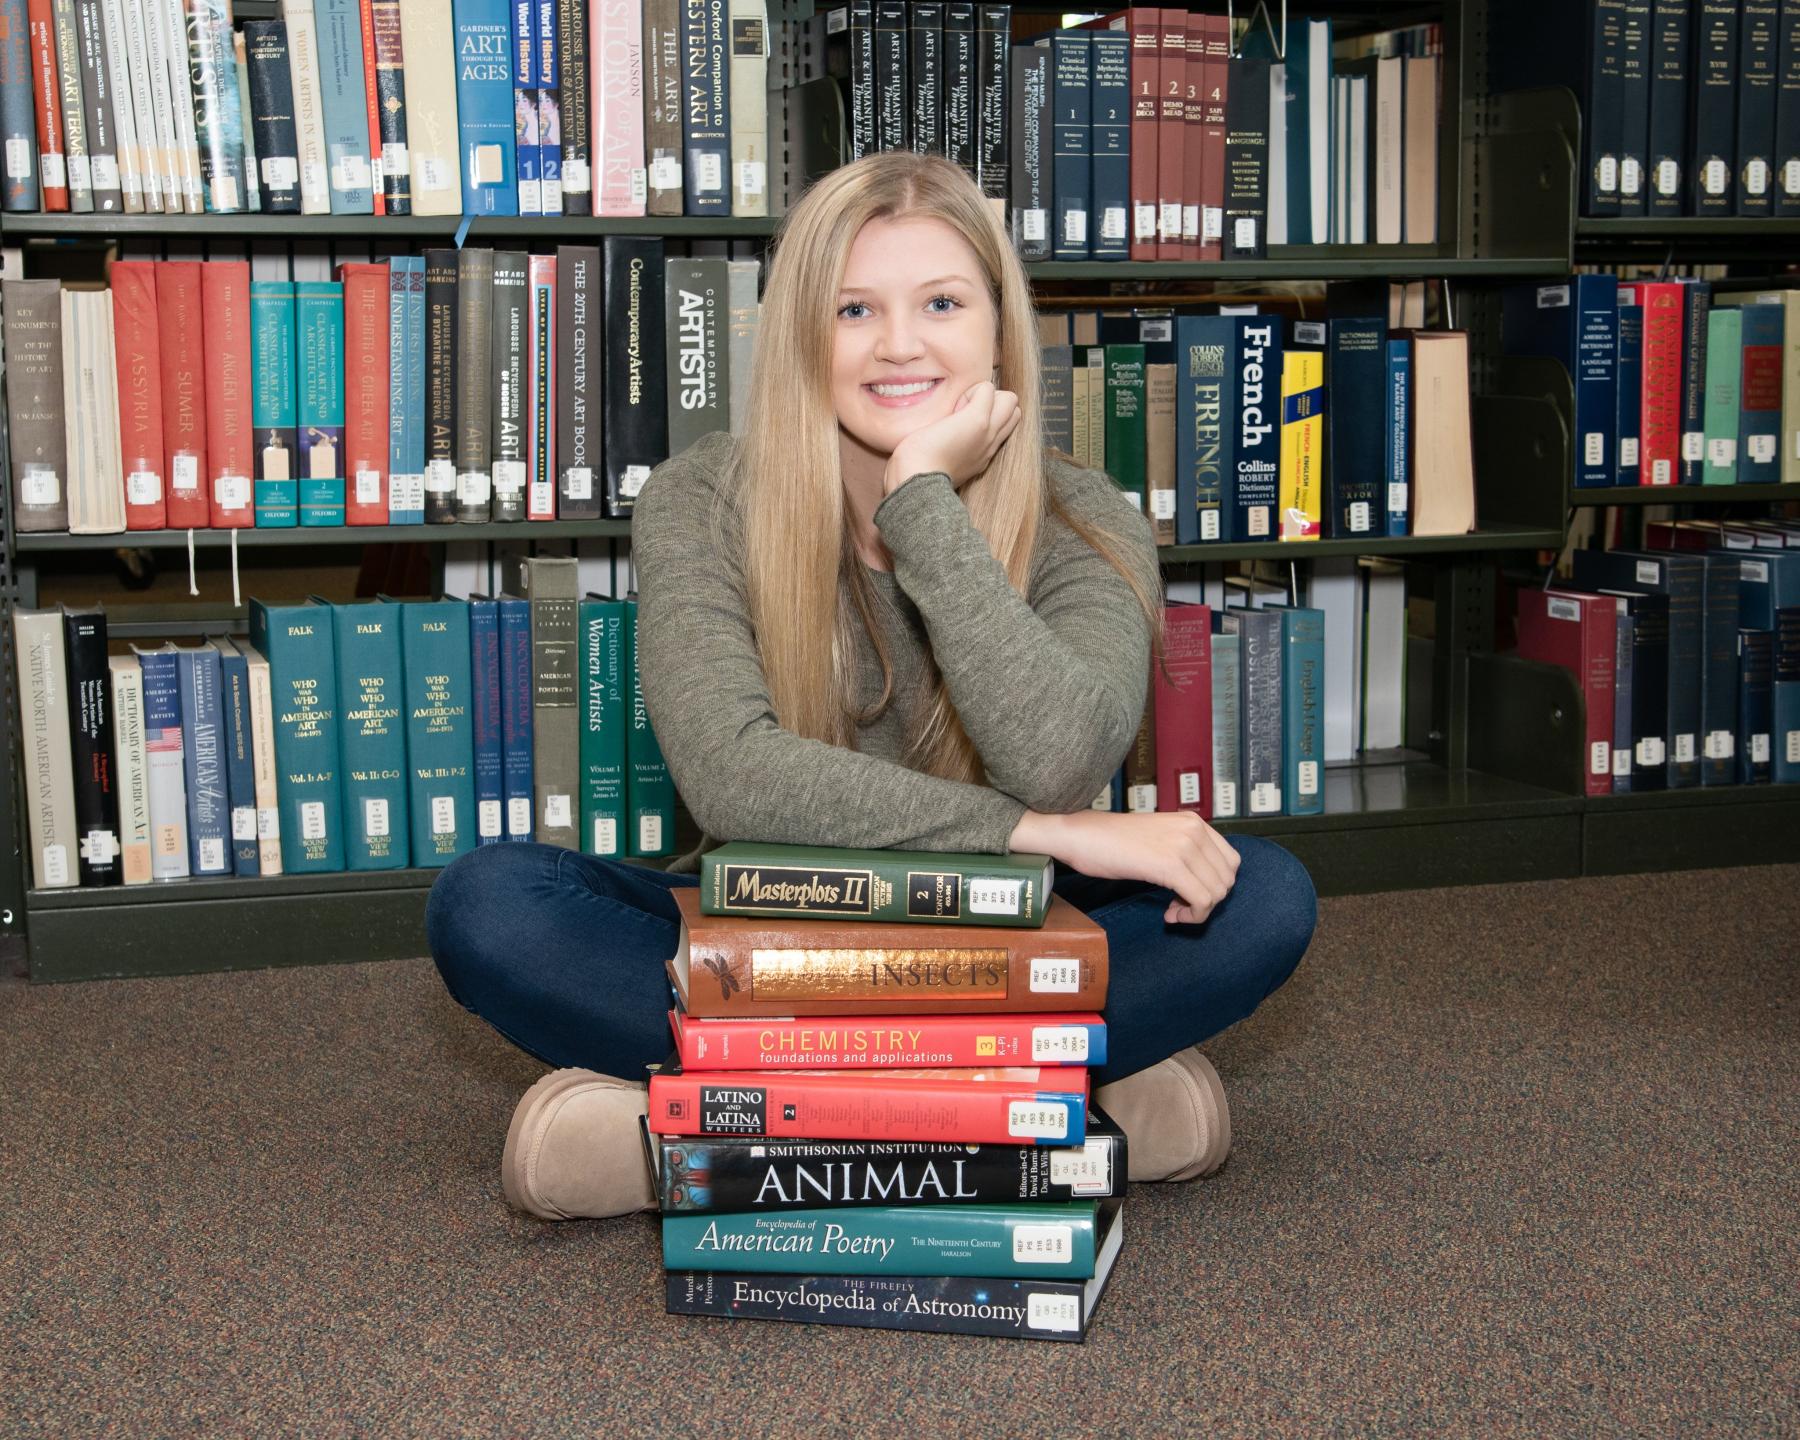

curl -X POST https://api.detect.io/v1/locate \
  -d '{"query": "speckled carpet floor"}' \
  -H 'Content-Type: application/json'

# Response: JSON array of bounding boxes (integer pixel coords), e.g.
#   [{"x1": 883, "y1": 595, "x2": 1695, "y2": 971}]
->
[{"x1": 2, "y1": 864, "x2": 1795, "y2": 1438}]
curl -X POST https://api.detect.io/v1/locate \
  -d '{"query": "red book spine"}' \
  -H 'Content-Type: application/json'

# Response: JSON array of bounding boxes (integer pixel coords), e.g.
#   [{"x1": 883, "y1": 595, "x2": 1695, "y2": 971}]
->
[
  {"x1": 356, "y1": 0, "x2": 384, "y2": 215},
  {"x1": 1181, "y1": 13, "x2": 1201, "y2": 259},
  {"x1": 1517, "y1": 590, "x2": 1615, "y2": 799},
  {"x1": 671, "y1": 1010, "x2": 1106, "y2": 1070},
  {"x1": 338, "y1": 262, "x2": 390, "y2": 523},
  {"x1": 25, "y1": 0, "x2": 67, "y2": 211},
  {"x1": 1155, "y1": 8, "x2": 1185, "y2": 260},
  {"x1": 201, "y1": 261, "x2": 254, "y2": 528},
  {"x1": 527, "y1": 253, "x2": 557, "y2": 519},
  {"x1": 111, "y1": 262, "x2": 167, "y2": 530},
  {"x1": 1126, "y1": 8, "x2": 1158, "y2": 261},
  {"x1": 647, "y1": 1067, "x2": 1092, "y2": 1145},
  {"x1": 1638, "y1": 280, "x2": 1683, "y2": 485},
  {"x1": 1152, "y1": 601, "x2": 1212, "y2": 816},
  {"x1": 1199, "y1": 16, "x2": 1228, "y2": 262},
  {"x1": 155, "y1": 261, "x2": 210, "y2": 527}
]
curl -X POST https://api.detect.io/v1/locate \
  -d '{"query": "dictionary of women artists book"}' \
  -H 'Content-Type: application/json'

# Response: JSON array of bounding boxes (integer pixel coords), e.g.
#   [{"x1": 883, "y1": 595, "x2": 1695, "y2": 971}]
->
[
  {"x1": 668, "y1": 1009, "x2": 1107, "y2": 1069},
  {"x1": 661, "y1": 1200, "x2": 1101, "y2": 1279},
  {"x1": 665, "y1": 1201, "x2": 1125, "y2": 1342}
]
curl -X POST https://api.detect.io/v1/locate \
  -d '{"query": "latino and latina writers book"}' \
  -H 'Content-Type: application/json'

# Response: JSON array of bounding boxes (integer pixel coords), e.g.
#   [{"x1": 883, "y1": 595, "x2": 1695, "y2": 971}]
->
[
  {"x1": 669, "y1": 889, "x2": 1108, "y2": 1017},
  {"x1": 669, "y1": 1009, "x2": 1105, "y2": 1069},
  {"x1": 699, "y1": 840, "x2": 1054, "y2": 927}
]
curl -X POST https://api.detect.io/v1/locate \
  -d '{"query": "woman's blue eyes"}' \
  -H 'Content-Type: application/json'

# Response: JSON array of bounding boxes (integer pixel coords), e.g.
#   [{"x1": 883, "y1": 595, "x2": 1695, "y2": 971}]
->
[{"x1": 837, "y1": 295, "x2": 963, "y2": 320}]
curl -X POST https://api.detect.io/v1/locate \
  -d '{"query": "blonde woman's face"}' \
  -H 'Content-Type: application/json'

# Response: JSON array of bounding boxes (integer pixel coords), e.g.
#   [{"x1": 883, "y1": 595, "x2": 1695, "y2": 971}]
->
[{"x1": 830, "y1": 214, "x2": 998, "y2": 464}]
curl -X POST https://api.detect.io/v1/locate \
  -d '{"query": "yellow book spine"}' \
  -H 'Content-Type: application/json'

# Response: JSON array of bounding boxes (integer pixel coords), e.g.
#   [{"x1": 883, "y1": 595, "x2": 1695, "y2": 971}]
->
[{"x1": 1279, "y1": 350, "x2": 1324, "y2": 540}]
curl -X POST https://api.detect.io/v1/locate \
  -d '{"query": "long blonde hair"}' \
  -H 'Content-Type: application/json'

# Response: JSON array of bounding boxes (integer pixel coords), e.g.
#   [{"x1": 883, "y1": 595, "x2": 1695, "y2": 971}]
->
[{"x1": 731, "y1": 151, "x2": 1164, "y2": 786}]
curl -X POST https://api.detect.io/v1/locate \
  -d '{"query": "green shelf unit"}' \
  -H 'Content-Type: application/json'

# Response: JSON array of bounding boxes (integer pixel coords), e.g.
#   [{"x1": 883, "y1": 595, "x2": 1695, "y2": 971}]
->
[
  {"x1": 14, "y1": 520, "x2": 634, "y2": 550},
  {"x1": 1566, "y1": 485, "x2": 1800, "y2": 508}
]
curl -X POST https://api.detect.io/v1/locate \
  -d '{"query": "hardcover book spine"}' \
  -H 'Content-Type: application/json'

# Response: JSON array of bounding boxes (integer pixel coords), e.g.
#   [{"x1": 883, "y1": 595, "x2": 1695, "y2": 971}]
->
[
  {"x1": 1678, "y1": 279, "x2": 1710, "y2": 482},
  {"x1": 939, "y1": 1, "x2": 970, "y2": 170},
  {"x1": 370, "y1": 0, "x2": 409, "y2": 212},
  {"x1": 216, "y1": 643, "x2": 259, "y2": 875},
  {"x1": 453, "y1": 0, "x2": 518, "y2": 214},
  {"x1": 910, "y1": 0, "x2": 941, "y2": 156},
  {"x1": 235, "y1": 639, "x2": 283, "y2": 872},
  {"x1": 133, "y1": 0, "x2": 181, "y2": 211},
  {"x1": 1702, "y1": 304, "x2": 1742, "y2": 481},
  {"x1": 555, "y1": 244, "x2": 601, "y2": 518},
  {"x1": 625, "y1": 596, "x2": 674, "y2": 856},
  {"x1": 1278, "y1": 606, "x2": 1324, "y2": 815},
  {"x1": 400, "y1": 599, "x2": 477, "y2": 865},
  {"x1": 247, "y1": 602, "x2": 343, "y2": 870},
  {"x1": 557, "y1": 0, "x2": 589, "y2": 211},
  {"x1": 1738, "y1": 302, "x2": 1784, "y2": 478},
  {"x1": 602, "y1": 235, "x2": 666, "y2": 514},
  {"x1": 1639, "y1": 280, "x2": 1685, "y2": 484},
  {"x1": 1221, "y1": 54, "x2": 1269, "y2": 259},
  {"x1": 176, "y1": 644, "x2": 229, "y2": 875},
  {"x1": 699, "y1": 847, "x2": 1054, "y2": 927},
  {"x1": 244, "y1": 20, "x2": 303, "y2": 212},
  {"x1": 1588, "y1": 0, "x2": 1625, "y2": 214},
  {"x1": 111, "y1": 264, "x2": 168, "y2": 530},
  {"x1": 680, "y1": 0, "x2": 729, "y2": 212},
  {"x1": 1739, "y1": 0, "x2": 1780, "y2": 215},
  {"x1": 643, "y1": 0, "x2": 682, "y2": 210},
  {"x1": 423, "y1": 246, "x2": 459, "y2": 520},
  {"x1": 725, "y1": 256, "x2": 758, "y2": 437},
  {"x1": 527, "y1": 254, "x2": 557, "y2": 520},
  {"x1": 498, "y1": 595, "x2": 534, "y2": 838},
  {"x1": 1009, "y1": 43, "x2": 1049, "y2": 260},
  {"x1": 62, "y1": 286, "x2": 125, "y2": 535},
  {"x1": 184, "y1": 0, "x2": 245, "y2": 212},
  {"x1": 489, "y1": 249, "x2": 528, "y2": 521},
  {"x1": 164, "y1": 0, "x2": 206, "y2": 210},
  {"x1": 97, "y1": 0, "x2": 143, "y2": 210},
  {"x1": 728, "y1": 0, "x2": 767, "y2": 213},
  {"x1": 975, "y1": 2, "x2": 1008, "y2": 216},
  {"x1": 388, "y1": 255, "x2": 426, "y2": 522},
  {"x1": 1278, "y1": 347, "x2": 1323, "y2": 541},
  {"x1": 62, "y1": 608, "x2": 120, "y2": 885},
  {"x1": 594, "y1": 0, "x2": 646, "y2": 215},
  {"x1": 1647, "y1": 0, "x2": 1689, "y2": 215},
  {"x1": 1102, "y1": 344, "x2": 1145, "y2": 511},
  {"x1": 1773, "y1": 606, "x2": 1800, "y2": 782},
  {"x1": 1222, "y1": 607, "x2": 1282, "y2": 815},
  {"x1": 1616, "y1": 295, "x2": 1643, "y2": 485},
  {"x1": 1180, "y1": 14, "x2": 1200, "y2": 256},
  {"x1": 523, "y1": 555, "x2": 579, "y2": 848},
  {"x1": 1691, "y1": 0, "x2": 1738, "y2": 215},
  {"x1": 1778, "y1": 0, "x2": 1800, "y2": 215},
  {"x1": 511, "y1": 0, "x2": 539, "y2": 213},
  {"x1": 73, "y1": 0, "x2": 121, "y2": 210},
  {"x1": 49, "y1": 0, "x2": 91, "y2": 211},
  {"x1": 1144, "y1": 359, "x2": 1175, "y2": 543},
  {"x1": 1617, "y1": 0, "x2": 1652, "y2": 214},
  {"x1": 251, "y1": 279, "x2": 300, "y2": 526},
  {"x1": 1231, "y1": 315, "x2": 1279, "y2": 542},
  {"x1": 235, "y1": 31, "x2": 259, "y2": 211},
  {"x1": 672, "y1": 1013, "x2": 1107, "y2": 1073},
  {"x1": 24, "y1": 0, "x2": 66, "y2": 210},
  {"x1": 468, "y1": 597, "x2": 504, "y2": 843},
  {"x1": 1088, "y1": 30, "x2": 1129, "y2": 259},
  {"x1": 314, "y1": 0, "x2": 374, "y2": 212},
  {"x1": 1701, "y1": 554, "x2": 1741, "y2": 783},
  {"x1": 1198, "y1": 16, "x2": 1228, "y2": 259},
  {"x1": 1327, "y1": 317, "x2": 1383, "y2": 535},
  {"x1": 1738, "y1": 627, "x2": 1773, "y2": 782},
  {"x1": 1383, "y1": 338, "x2": 1410, "y2": 535},
  {"x1": 340, "y1": 262, "x2": 389, "y2": 524},
  {"x1": 398, "y1": 0, "x2": 461, "y2": 213},
  {"x1": 1154, "y1": 6, "x2": 1184, "y2": 256},
  {"x1": 108, "y1": 655, "x2": 152, "y2": 883},
  {"x1": 578, "y1": 598, "x2": 628, "y2": 855},
  {"x1": 873, "y1": 0, "x2": 906, "y2": 152},
  {"x1": 3, "y1": 279, "x2": 70, "y2": 532},
  {"x1": 1209, "y1": 629, "x2": 1239, "y2": 817},
  {"x1": 1049, "y1": 31, "x2": 1090, "y2": 260},
  {"x1": 454, "y1": 246, "x2": 494, "y2": 520},
  {"x1": 201, "y1": 260, "x2": 254, "y2": 528},
  {"x1": 534, "y1": 0, "x2": 557, "y2": 210},
  {"x1": 155, "y1": 262, "x2": 208, "y2": 523},
  {"x1": 1152, "y1": 603, "x2": 1211, "y2": 814},
  {"x1": 296, "y1": 279, "x2": 346, "y2": 526},
  {"x1": 131, "y1": 644, "x2": 189, "y2": 878},
  {"x1": 285, "y1": 0, "x2": 333, "y2": 213}
]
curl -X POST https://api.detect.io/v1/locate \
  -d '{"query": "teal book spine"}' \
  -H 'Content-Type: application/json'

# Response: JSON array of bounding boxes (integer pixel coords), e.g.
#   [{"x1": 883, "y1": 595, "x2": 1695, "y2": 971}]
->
[
  {"x1": 331, "y1": 601, "x2": 411, "y2": 869},
  {"x1": 1703, "y1": 306, "x2": 1743, "y2": 482},
  {"x1": 624, "y1": 597, "x2": 674, "y2": 857},
  {"x1": 388, "y1": 256, "x2": 427, "y2": 523},
  {"x1": 578, "y1": 598, "x2": 628, "y2": 857},
  {"x1": 1274, "y1": 605, "x2": 1325, "y2": 817},
  {"x1": 297, "y1": 280, "x2": 347, "y2": 525},
  {"x1": 247, "y1": 598, "x2": 346, "y2": 872},
  {"x1": 315, "y1": 0, "x2": 377, "y2": 213},
  {"x1": 251, "y1": 281, "x2": 300, "y2": 527},
  {"x1": 401, "y1": 599, "x2": 478, "y2": 867},
  {"x1": 662, "y1": 1202, "x2": 1100, "y2": 1279}
]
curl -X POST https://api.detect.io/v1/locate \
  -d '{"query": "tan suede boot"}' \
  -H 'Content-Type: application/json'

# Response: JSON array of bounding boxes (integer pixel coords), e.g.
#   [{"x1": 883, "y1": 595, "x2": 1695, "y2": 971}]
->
[
  {"x1": 500, "y1": 1068, "x2": 657, "y2": 1219},
  {"x1": 1094, "y1": 1047, "x2": 1232, "y2": 1183}
]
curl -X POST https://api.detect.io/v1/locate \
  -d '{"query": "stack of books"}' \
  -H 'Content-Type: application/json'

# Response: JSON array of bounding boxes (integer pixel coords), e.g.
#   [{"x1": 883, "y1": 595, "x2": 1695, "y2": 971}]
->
[{"x1": 646, "y1": 839, "x2": 1129, "y2": 1342}]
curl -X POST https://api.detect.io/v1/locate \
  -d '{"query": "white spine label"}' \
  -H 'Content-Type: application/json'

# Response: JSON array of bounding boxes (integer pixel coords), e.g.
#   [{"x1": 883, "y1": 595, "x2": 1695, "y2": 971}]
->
[
  {"x1": 508, "y1": 797, "x2": 532, "y2": 836},
  {"x1": 544, "y1": 792, "x2": 572, "y2": 829},
  {"x1": 970, "y1": 877, "x2": 1025, "y2": 914},
  {"x1": 1048, "y1": 1139, "x2": 1112, "y2": 1194},
  {"x1": 232, "y1": 805, "x2": 256, "y2": 841},
  {"x1": 301, "y1": 801, "x2": 326, "y2": 840},
  {"x1": 592, "y1": 815, "x2": 618, "y2": 854},
  {"x1": 364, "y1": 798, "x2": 390, "y2": 838},
  {"x1": 638, "y1": 813, "x2": 663, "y2": 851},
  {"x1": 1027, "y1": 1293, "x2": 1081, "y2": 1332},
  {"x1": 1029, "y1": 958, "x2": 1081, "y2": 994},
  {"x1": 431, "y1": 796, "x2": 456, "y2": 835},
  {"x1": 1031, "y1": 1026, "x2": 1091, "y2": 1063},
  {"x1": 478, "y1": 799, "x2": 502, "y2": 838},
  {"x1": 1007, "y1": 1106, "x2": 1070, "y2": 1143}
]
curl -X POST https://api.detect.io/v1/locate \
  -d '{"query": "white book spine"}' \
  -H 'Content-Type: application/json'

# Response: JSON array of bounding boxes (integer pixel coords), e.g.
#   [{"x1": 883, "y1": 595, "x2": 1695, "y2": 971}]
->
[
  {"x1": 160, "y1": 0, "x2": 205, "y2": 210},
  {"x1": 61, "y1": 289, "x2": 126, "y2": 535},
  {"x1": 96, "y1": 0, "x2": 146, "y2": 209},
  {"x1": 1307, "y1": 19, "x2": 1329, "y2": 244},
  {"x1": 237, "y1": 641, "x2": 284, "y2": 876},
  {"x1": 127, "y1": 0, "x2": 179, "y2": 211},
  {"x1": 134, "y1": 650, "x2": 191, "y2": 882},
  {"x1": 111, "y1": 0, "x2": 166, "y2": 210},
  {"x1": 1375, "y1": 56, "x2": 1401, "y2": 245},
  {"x1": 727, "y1": 0, "x2": 768, "y2": 217},
  {"x1": 398, "y1": 0, "x2": 462, "y2": 214},
  {"x1": 1267, "y1": 63, "x2": 1287, "y2": 247},
  {"x1": 12, "y1": 611, "x2": 80, "y2": 889},
  {"x1": 108, "y1": 655, "x2": 154, "y2": 884},
  {"x1": 283, "y1": 0, "x2": 334, "y2": 214}
]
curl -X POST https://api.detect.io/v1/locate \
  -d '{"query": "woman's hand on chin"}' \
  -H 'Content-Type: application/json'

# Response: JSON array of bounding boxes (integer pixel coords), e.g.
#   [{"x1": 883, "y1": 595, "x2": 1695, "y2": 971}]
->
[
  {"x1": 883, "y1": 380, "x2": 1023, "y2": 496},
  {"x1": 1010, "y1": 807, "x2": 1242, "y2": 926}
]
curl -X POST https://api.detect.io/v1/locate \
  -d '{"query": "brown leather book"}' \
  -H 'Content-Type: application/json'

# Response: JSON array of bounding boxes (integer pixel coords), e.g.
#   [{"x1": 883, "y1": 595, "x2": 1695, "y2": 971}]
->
[{"x1": 668, "y1": 889, "x2": 1109, "y2": 1017}]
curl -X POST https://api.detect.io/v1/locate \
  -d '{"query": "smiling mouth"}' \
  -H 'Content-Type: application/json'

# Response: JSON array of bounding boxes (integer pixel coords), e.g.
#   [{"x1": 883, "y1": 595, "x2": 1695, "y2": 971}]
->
[{"x1": 864, "y1": 379, "x2": 942, "y2": 401}]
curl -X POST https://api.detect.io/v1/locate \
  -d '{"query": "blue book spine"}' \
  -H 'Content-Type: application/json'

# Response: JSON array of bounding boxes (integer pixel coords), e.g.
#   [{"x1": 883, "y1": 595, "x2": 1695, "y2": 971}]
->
[
  {"x1": 499, "y1": 595, "x2": 534, "y2": 840},
  {"x1": 217, "y1": 644, "x2": 260, "y2": 876},
  {"x1": 1383, "y1": 338, "x2": 1410, "y2": 536},
  {"x1": 386, "y1": 259, "x2": 415, "y2": 523},
  {"x1": 249, "y1": 600, "x2": 346, "y2": 872},
  {"x1": 1327, "y1": 317, "x2": 1384, "y2": 539},
  {"x1": 1613, "y1": 607, "x2": 1635, "y2": 794},
  {"x1": 536, "y1": 0, "x2": 560, "y2": 211},
  {"x1": 1679, "y1": 280, "x2": 1712, "y2": 483},
  {"x1": 1174, "y1": 315, "x2": 1231, "y2": 545},
  {"x1": 401, "y1": 599, "x2": 478, "y2": 867},
  {"x1": 1774, "y1": 607, "x2": 1800, "y2": 783},
  {"x1": 1502, "y1": 277, "x2": 1620, "y2": 490},
  {"x1": 332, "y1": 602, "x2": 411, "y2": 869},
  {"x1": 511, "y1": 0, "x2": 541, "y2": 213},
  {"x1": 297, "y1": 281, "x2": 347, "y2": 526},
  {"x1": 1232, "y1": 316, "x2": 1281, "y2": 544},
  {"x1": 469, "y1": 598, "x2": 505, "y2": 844},
  {"x1": 315, "y1": 0, "x2": 376, "y2": 212},
  {"x1": 1049, "y1": 31, "x2": 1091, "y2": 259},
  {"x1": 1283, "y1": 22, "x2": 1314, "y2": 242},
  {"x1": 1702, "y1": 552, "x2": 1743, "y2": 785},
  {"x1": 0, "y1": 0, "x2": 38, "y2": 210},
  {"x1": 177, "y1": 645, "x2": 231, "y2": 876},
  {"x1": 1737, "y1": 301, "x2": 1785, "y2": 478},
  {"x1": 1088, "y1": 30, "x2": 1130, "y2": 261},
  {"x1": 1275, "y1": 607, "x2": 1324, "y2": 816},
  {"x1": 1739, "y1": 552, "x2": 1776, "y2": 631},
  {"x1": 680, "y1": 0, "x2": 730, "y2": 214},
  {"x1": 454, "y1": 0, "x2": 521, "y2": 215},
  {"x1": 388, "y1": 257, "x2": 427, "y2": 523},
  {"x1": 1738, "y1": 628, "x2": 1774, "y2": 783},
  {"x1": 625, "y1": 598, "x2": 675, "y2": 856},
  {"x1": 250, "y1": 281, "x2": 300, "y2": 527},
  {"x1": 133, "y1": 647, "x2": 190, "y2": 880},
  {"x1": 1616, "y1": 298, "x2": 1643, "y2": 485}
]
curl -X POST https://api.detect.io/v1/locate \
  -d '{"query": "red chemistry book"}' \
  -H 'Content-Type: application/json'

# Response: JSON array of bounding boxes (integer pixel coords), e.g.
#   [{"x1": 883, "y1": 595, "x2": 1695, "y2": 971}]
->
[
  {"x1": 1516, "y1": 588, "x2": 1616, "y2": 798},
  {"x1": 1153, "y1": 600, "x2": 1212, "y2": 816},
  {"x1": 669, "y1": 1010, "x2": 1107, "y2": 1070},
  {"x1": 648, "y1": 1065, "x2": 1093, "y2": 1146},
  {"x1": 1636, "y1": 280, "x2": 1684, "y2": 486},
  {"x1": 1198, "y1": 15, "x2": 1229, "y2": 261},
  {"x1": 25, "y1": 0, "x2": 67, "y2": 211},
  {"x1": 112, "y1": 262, "x2": 167, "y2": 530},
  {"x1": 337, "y1": 261, "x2": 390, "y2": 524},
  {"x1": 156, "y1": 261, "x2": 210, "y2": 528},
  {"x1": 201, "y1": 261, "x2": 255, "y2": 529},
  {"x1": 1155, "y1": 8, "x2": 1186, "y2": 260}
]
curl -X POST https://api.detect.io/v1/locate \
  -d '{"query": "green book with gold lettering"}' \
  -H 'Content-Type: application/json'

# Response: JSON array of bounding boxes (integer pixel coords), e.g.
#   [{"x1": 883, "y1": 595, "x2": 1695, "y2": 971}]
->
[
  {"x1": 700, "y1": 841, "x2": 1055, "y2": 928},
  {"x1": 248, "y1": 598, "x2": 346, "y2": 873},
  {"x1": 399, "y1": 598, "x2": 477, "y2": 867},
  {"x1": 328, "y1": 598, "x2": 410, "y2": 869}
]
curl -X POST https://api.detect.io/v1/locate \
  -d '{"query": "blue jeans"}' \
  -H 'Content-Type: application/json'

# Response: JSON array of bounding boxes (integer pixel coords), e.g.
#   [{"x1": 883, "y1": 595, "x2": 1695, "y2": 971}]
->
[{"x1": 426, "y1": 836, "x2": 1316, "y2": 1086}]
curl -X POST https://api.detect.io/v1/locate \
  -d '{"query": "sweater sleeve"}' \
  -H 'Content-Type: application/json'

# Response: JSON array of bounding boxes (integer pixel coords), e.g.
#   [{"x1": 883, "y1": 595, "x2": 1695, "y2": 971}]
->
[
  {"x1": 873, "y1": 465, "x2": 1157, "y2": 814},
  {"x1": 630, "y1": 444, "x2": 1029, "y2": 854}
]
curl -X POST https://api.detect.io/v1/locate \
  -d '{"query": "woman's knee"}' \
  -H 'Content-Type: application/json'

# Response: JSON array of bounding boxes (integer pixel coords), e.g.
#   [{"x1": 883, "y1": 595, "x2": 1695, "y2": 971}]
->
[
  {"x1": 425, "y1": 842, "x2": 562, "y2": 1003},
  {"x1": 1229, "y1": 834, "x2": 1318, "y2": 988}
]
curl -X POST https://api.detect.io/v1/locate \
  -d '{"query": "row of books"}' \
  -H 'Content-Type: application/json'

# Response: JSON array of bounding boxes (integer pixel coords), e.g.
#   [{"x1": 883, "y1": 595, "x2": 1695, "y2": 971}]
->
[
  {"x1": 652, "y1": 839, "x2": 1124, "y2": 1341},
  {"x1": 0, "y1": 0, "x2": 777, "y2": 218},
  {"x1": 1, "y1": 243, "x2": 757, "y2": 534},
  {"x1": 1503, "y1": 274, "x2": 1800, "y2": 491},
  {"x1": 9, "y1": 557, "x2": 676, "y2": 891},
  {"x1": 1515, "y1": 540, "x2": 1800, "y2": 796},
  {"x1": 1047, "y1": 303, "x2": 1476, "y2": 545},
  {"x1": 1494, "y1": 1, "x2": 1800, "y2": 220}
]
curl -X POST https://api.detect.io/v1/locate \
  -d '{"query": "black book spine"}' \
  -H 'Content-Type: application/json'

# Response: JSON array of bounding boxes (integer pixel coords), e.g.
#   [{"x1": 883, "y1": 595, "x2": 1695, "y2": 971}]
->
[
  {"x1": 1618, "y1": 0, "x2": 1652, "y2": 214},
  {"x1": 1738, "y1": 627, "x2": 1773, "y2": 784},
  {"x1": 1701, "y1": 555, "x2": 1740, "y2": 786},
  {"x1": 1589, "y1": 0, "x2": 1626, "y2": 215},
  {"x1": 1690, "y1": 0, "x2": 1740, "y2": 215},
  {"x1": 873, "y1": 0, "x2": 907, "y2": 152},
  {"x1": 1779, "y1": 0, "x2": 1800, "y2": 214},
  {"x1": 975, "y1": 3, "x2": 1009, "y2": 209},
  {"x1": 370, "y1": 0, "x2": 411, "y2": 214},
  {"x1": 243, "y1": 21, "x2": 301, "y2": 214},
  {"x1": 558, "y1": 0, "x2": 591, "y2": 212},
  {"x1": 62, "y1": 607, "x2": 119, "y2": 886},
  {"x1": 942, "y1": 1, "x2": 975, "y2": 170},
  {"x1": 73, "y1": 0, "x2": 119, "y2": 211},
  {"x1": 455, "y1": 247, "x2": 495, "y2": 523},
  {"x1": 1049, "y1": 31, "x2": 1089, "y2": 260},
  {"x1": 1647, "y1": 0, "x2": 1690, "y2": 216},
  {"x1": 1625, "y1": 591, "x2": 1671, "y2": 791},
  {"x1": 680, "y1": 0, "x2": 730, "y2": 214},
  {"x1": 490, "y1": 250, "x2": 529, "y2": 523},
  {"x1": 910, "y1": 2, "x2": 942, "y2": 155},
  {"x1": 847, "y1": 0, "x2": 874, "y2": 160},
  {"x1": 1678, "y1": 280, "x2": 1710, "y2": 481},
  {"x1": 1740, "y1": 0, "x2": 1782, "y2": 213},
  {"x1": 555, "y1": 244, "x2": 602, "y2": 520},
  {"x1": 602, "y1": 235, "x2": 667, "y2": 517},
  {"x1": 1009, "y1": 42, "x2": 1049, "y2": 260},
  {"x1": 423, "y1": 246, "x2": 459, "y2": 524},
  {"x1": 1222, "y1": 54, "x2": 1270, "y2": 260}
]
